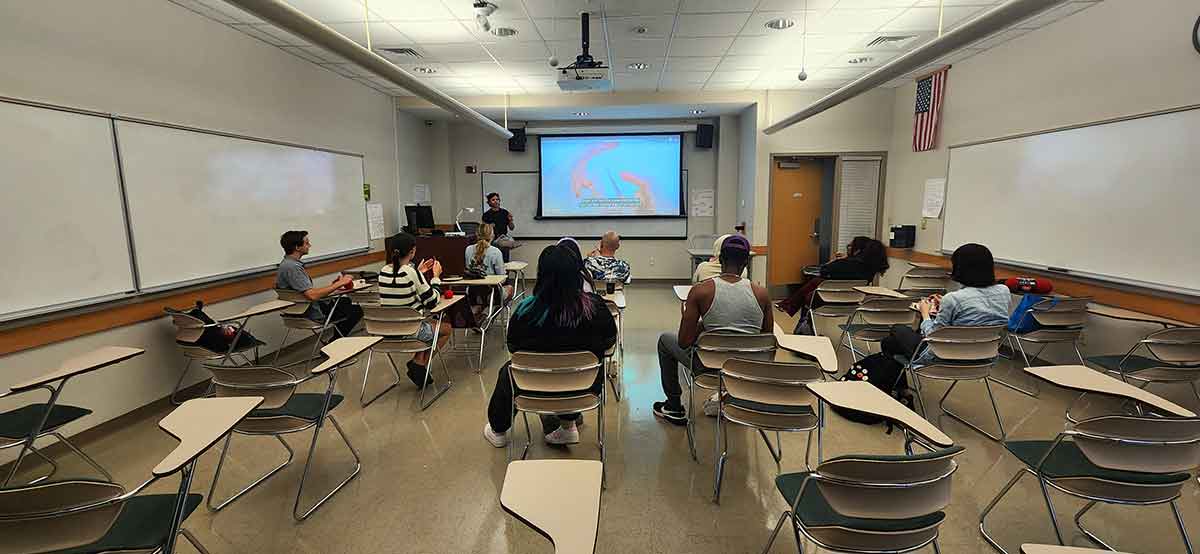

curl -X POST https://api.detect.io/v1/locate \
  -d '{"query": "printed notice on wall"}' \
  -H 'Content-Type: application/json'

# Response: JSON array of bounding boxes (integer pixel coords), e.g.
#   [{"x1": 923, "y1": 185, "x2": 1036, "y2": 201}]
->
[
  {"x1": 413, "y1": 183, "x2": 431, "y2": 204},
  {"x1": 367, "y1": 202, "x2": 386, "y2": 240},
  {"x1": 690, "y1": 189, "x2": 714, "y2": 217},
  {"x1": 922, "y1": 178, "x2": 946, "y2": 218}
]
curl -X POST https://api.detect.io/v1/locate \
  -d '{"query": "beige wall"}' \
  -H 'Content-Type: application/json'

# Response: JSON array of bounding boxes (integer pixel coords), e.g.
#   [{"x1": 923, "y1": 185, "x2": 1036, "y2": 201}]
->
[
  {"x1": 0, "y1": 0, "x2": 415, "y2": 445},
  {"x1": 882, "y1": 0, "x2": 1200, "y2": 363},
  {"x1": 437, "y1": 120, "x2": 722, "y2": 279}
]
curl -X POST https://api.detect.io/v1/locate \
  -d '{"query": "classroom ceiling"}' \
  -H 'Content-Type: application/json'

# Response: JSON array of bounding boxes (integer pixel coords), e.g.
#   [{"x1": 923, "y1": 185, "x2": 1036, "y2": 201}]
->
[{"x1": 172, "y1": 0, "x2": 1100, "y2": 98}]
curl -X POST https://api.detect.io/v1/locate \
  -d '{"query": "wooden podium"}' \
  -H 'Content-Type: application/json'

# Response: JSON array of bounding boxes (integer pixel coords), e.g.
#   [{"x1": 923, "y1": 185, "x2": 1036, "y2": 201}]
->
[{"x1": 386, "y1": 232, "x2": 475, "y2": 277}]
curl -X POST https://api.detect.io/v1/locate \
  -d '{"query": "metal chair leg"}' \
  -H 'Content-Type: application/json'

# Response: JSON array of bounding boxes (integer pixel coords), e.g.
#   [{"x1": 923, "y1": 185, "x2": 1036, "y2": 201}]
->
[
  {"x1": 418, "y1": 350, "x2": 454, "y2": 412},
  {"x1": 520, "y1": 412, "x2": 533, "y2": 461},
  {"x1": 1073, "y1": 501, "x2": 1120, "y2": 551},
  {"x1": 1036, "y1": 474, "x2": 1066, "y2": 545},
  {"x1": 1172, "y1": 499, "x2": 1196, "y2": 554},
  {"x1": 170, "y1": 359, "x2": 194, "y2": 405},
  {"x1": 50, "y1": 432, "x2": 114, "y2": 481},
  {"x1": 599, "y1": 393, "x2": 607, "y2": 490},
  {"x1": 713, "y1": 409, "x2": 728, "y2": 504},
  {"x1": 359, "y1": 349, "x2": 400, "y2": 407},
  {"x1": 761, "y1": 511, "x2": 793, "y2": 554},
  {"x1": 990, "y1": 337, "x2": 1040, "y2": 398},
  {"x1": 979, "y1": 468, "x2": 1034, "y2": 554},
  {"x1": 272, "y1": 328, "x2": 292, "y2": 367},
  {"x1": 936, "y1": 379, "x2": 1006, "y2": 441},
  {"x1": 293, "y1": 414, "x2": 361, "y2": 521},
  {"x1": 207, "y1": 434, "x2": 294, "y2": 512},
  {"x1": 178, "y1": 528, "x2": 213, "y2": 554},
  {"x1": 685, "y1": 376, "x2": 699, "y2": 462}
]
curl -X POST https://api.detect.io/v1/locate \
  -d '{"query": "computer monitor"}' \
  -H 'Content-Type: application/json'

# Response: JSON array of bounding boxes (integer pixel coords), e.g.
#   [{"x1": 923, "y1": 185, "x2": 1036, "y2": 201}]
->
[{"x1": 404, "y1": 204, "x2": 434, "y2": 231}]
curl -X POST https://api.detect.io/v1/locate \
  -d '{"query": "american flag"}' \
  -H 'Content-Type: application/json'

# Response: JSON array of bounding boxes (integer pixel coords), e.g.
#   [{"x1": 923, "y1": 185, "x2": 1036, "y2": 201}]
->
[{"x1": 913, "y1": 67, "x2": 948, "y2": 152}]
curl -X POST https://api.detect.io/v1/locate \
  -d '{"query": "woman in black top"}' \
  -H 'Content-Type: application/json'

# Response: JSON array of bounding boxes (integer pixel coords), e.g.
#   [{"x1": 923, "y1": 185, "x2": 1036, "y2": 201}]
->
[
  {"x1": 778, "y1": 237, "x2": 890, "y2": 330},
  {"x1": 482, "y1": 245, "x2": 618, "y2": 448}
]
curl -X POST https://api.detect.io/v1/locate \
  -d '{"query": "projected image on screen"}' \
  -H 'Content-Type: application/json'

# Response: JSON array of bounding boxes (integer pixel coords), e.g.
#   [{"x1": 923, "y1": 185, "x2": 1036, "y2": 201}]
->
[{"x1": 539, "y1": 134, "x2": 683, "y2": 218}]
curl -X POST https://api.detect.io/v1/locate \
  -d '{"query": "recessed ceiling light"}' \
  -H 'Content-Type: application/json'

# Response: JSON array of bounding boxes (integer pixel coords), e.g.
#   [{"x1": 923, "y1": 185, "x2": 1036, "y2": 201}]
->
[
  {"x1": 627, "y1": 62, "x2": 650, "y2": 71},
  {"x1": 574, "y1": 112, "x2": 590, "y2": 116},
  {"x1": 490, "y1": 27, "x2": 518, "y2": 38},
  {"x1": 412, "y1": 66, "x2": 437, "y2": 74},
  {"x1": 691, "y1": 109, "x2": 706, "y2": 115},
  {"x1": 847, "y1": 56, "x2": 873, "y2": 64},
  {"x1": 764, "y1": 17, "x2": 795, "y2": 31}
]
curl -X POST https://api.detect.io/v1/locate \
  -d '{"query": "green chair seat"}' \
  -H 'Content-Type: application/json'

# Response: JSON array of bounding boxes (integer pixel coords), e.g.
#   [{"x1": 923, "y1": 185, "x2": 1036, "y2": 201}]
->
[
  {"x1": 775, "y1": 472, "x2": 944, "y2": 532},
  {"x1": 51, "y1": 494, "x2": 202, "y2": 554},
  {"x1": 1088, "y1": 354, "x2": 1200, "y2": 375},
  {"x1": 252, "y1": 394, "x2": 344, "y2": 422},
  {"x1": 727, "y1": 397, "x2": 814, "y2": 416},
  {"x1": 0, "y1": 404, "x2": 92, "y2": 440},
  {"x1": 1004, "y1": 440, "x2": 1191, "y2": 485}
]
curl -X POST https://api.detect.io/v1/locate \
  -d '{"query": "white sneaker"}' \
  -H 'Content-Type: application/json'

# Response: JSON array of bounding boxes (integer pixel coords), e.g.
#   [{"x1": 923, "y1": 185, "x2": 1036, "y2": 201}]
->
[
  {"x1": 483, "y1": 423, "x2": 508, "y2": 448},
  {"x1": 703, "y1": 396, "x2": 720, "y2": 417},
  {"x1": 544, "y1": 424, "x2": 581, "y2": 445}
]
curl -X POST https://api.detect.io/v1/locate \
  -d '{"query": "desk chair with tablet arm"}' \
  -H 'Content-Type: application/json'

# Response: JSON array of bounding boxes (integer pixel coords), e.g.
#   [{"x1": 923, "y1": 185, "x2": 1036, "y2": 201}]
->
[
  {"x1": 1087, "y1": 326, "x2": 1200, "y2": 407},
  {"x1": 273, "y1": 288, "x2": 350, "y2": 369},
  {"x1": 685, "y1": 332, "x2": 778, "y2": 463},
  {"x1": 905, "y1": 325, "x2": 1008, "y2": 441},
  {"x1": 998, "y1": 296, "x2": 1091, "y2": 398}
]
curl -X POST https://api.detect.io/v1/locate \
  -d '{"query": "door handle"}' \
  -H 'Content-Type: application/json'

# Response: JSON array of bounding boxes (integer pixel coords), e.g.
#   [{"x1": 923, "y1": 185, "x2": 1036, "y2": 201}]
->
[{"x1": 810, "y1": 218, "x2": 820, "y2": 240}]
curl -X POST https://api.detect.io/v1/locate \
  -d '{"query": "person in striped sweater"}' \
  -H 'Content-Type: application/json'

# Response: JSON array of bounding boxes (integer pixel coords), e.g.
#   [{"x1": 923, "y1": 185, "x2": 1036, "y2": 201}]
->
[{"x1": 378, "y1": 233, "x2": 451, "y2": 387}]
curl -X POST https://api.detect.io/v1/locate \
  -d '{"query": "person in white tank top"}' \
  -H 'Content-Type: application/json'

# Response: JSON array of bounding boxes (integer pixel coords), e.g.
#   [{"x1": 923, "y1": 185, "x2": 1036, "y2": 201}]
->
[{"x1": 652, "y1": 235, "x2": 773, "y2": 425}]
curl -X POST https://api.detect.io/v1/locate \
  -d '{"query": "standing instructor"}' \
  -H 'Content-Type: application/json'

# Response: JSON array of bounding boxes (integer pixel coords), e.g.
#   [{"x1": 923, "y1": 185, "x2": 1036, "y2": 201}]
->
[{"x1": 481, "y1": 192, "x2": 518, "y2": 262}]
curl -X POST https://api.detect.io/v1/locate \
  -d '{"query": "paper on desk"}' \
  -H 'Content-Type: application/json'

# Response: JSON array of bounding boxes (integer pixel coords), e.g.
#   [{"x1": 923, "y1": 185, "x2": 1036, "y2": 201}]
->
[
  {"x1": 922, "y1": 178, "x2": 946, "y2": 218},
  {"x1": 367, "y1": 202, "x2": 386, "y2": 240},
  {"x1": 691, "y1": 189, "x2": 714, "y2": 217}
]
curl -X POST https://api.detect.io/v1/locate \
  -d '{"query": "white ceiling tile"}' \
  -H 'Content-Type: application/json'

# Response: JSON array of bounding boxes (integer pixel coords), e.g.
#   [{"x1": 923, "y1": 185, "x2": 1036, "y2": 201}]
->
[
  {"x1": 533, "y1": 17, "x2": 601, "y2": 41},
  {"x1": 602, "y1": 0, "x2": 677, "y2": 17},
  {"x1": 389, "y1": 20, "x2": 476, "y2": 43},
  {"x1": 915, "y1": 0, "x2": 1000, "y2": 6},
  {"x1": 661, "y1": 71, "x2": 712, "y2": 84},
  {"x1": 808, "y1": 8, "x2": 905, "y2": 34},
  {"x1": 714, "y1": 55, "x2": 767, "y2": 71},
  {"x1": 423, "y1": 76, "x2": 483, "y2": 88},
  {"x1": 390, "y1": 62, "x2": 453, "y2": 75},
  {"x1": 756, "y1": 0, "x2": 838, "y2": 11},
  {"x1": 613, "y1": 72, "x2": 660, "y2": 91},
  {"x1": 881, "y1": 6, "x2": 987, "y2": 32},
  {"x1": 834, "y1": 0, "x2": 917, "y2": 8},
  {"x1": 667, "y1": 37, "x2": 735, "y2": 58},
  {"x1": 606, "y1": 15, "x2": 676, "y2": 40},
  {"x1": 612, "y1": 58, "x2": 658, "y2": 72},
  {"x1": 281, "y1": 0, "x2": 371, "y2": 23},
  {"x1": 675, "y1": 13, "x2": 752, "y2": 37},
  {"x1": 367, "y1": 0, "x2": 453, "y2": 20},
  {"x1": 609, "y1": 38, "x2": 667, "y2": 59},
  {"x1": 740, "y1": 12, "x2": 810, "y2": 37},
  {"x1": 658, "y1": 82, "x2": 705, "y2": 91},
  {"x1": 446, "y1": 61, "x2": 507, "y2": 77},
  {"x1": 419, "y1": 43, "x2": 492, "y2": 62},
  {"x1": 806, "y1": 66, "x2": 867, "y2": 80},
  {"x1": 196, "y1": 0, "x2": 266, "y2": 23},
  {"x1": 172, "y1": 0, "x2": 239, "y2": 23},
  {"x1": 969, "y1": 27, "x2": 1029, "y2": 50},
  {"x1": 824, "y1": 50, "x2": 898, "y2": 68},
  {"x1": 755, "y1": 68, "x2": 806, "y2": 83},
  {"x1": 520, "y1": 0, "x2": 595, "y2": 18},
  {"x1": 1015, "y1": 1, "x2": 1097, "y2": 30},
  {"x1": 502, "y1": 61, "x2": 558, "y2": 76},
  {"x1": 709, "y1": 69, "x2": 760, "y2": 82},
  {"x1": 326, "y1": 21, "x2": 411, "y2": 47},
  {"x1": 484, "y1": 40, "x2": 551, "y2": 61},
  {"x1": 664, "y1": 56, "x2": 721, "y2": 71},
  {"x1": 704, "y1": 81, "x2": 750, "y2": 91},
  {"x1": 804, "y1": 33, "x2": 870, "y2": 53},
  {"x1": 463, "y1": 17, "x2": 542, "y2": 42},
  {"x1": 547, "y1": 38, "x2": 610, "y2": 58},
  {"x1": 680, "y1": 0, "x2": 759, "y2": 13}
]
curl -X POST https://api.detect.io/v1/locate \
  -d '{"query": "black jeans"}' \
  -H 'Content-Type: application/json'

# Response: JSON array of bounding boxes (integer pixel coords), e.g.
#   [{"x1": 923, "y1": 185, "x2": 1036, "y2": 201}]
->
[
  {"x1": 657, "y1": 332, "x2": 699, "y2": 410},
  {"x1": 319, "y1": 299, "x2": 363, "y2": 338},
  {"x1": 486, "y1": 362, "x2": 601, "y2": 433}
]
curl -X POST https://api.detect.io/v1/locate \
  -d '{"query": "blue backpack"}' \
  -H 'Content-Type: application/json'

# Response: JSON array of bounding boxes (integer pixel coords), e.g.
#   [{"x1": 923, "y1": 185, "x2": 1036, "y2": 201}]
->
[{"x1": 1008, "y1": 294, "x2": 1052, "y2": 334}]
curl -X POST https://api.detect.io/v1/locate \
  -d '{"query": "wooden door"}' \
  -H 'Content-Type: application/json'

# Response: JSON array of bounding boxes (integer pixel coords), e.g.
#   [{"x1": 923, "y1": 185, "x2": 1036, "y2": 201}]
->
[{"x1": 768, "y1": 159, "x2": 823, "y2": 285}]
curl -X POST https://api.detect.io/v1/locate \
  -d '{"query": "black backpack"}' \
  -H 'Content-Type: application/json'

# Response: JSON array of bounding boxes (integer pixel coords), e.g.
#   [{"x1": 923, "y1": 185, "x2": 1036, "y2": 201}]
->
[
  {"x1": 176, "y1": 301, "x2": 262, "y2": 354},
  {"x1": 832, "y1": 352, "x2": 914, "y2": 433}
]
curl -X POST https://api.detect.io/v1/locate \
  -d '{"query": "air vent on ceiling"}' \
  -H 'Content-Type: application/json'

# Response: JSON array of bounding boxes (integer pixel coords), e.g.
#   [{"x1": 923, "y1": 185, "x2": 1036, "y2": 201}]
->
[
  {"x1": 379, "y1": 47, "x2": 422, "y2": 58},
  {"x1": 864, "y1": 35, "x2": 919, "y2": 49}
]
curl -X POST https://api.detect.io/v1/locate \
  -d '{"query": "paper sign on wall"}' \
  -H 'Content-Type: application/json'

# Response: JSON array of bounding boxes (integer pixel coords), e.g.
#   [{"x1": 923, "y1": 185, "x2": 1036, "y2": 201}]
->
[
  {"x1": 690, "y1": 189, "x2": 714, "y2": 217},
  {"x1": 367, "y1": 202, "x2": 386, "y2": 240},
  {"x1": 922, "y1": 178, "x2": 946, "y2": 218},
  {"x1": 413, "y1": 183, "x2": 430, "y2": 204}
]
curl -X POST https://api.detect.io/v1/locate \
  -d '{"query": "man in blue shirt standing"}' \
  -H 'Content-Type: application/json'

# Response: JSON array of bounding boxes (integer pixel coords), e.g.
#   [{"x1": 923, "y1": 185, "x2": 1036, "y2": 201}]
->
[{"x1": 276, "y1": 230, "x2": 363, "y2": 338}]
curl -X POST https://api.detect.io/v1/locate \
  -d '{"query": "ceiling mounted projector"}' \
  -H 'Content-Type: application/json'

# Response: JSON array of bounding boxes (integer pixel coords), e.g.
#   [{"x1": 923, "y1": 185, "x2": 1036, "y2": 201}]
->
[{"x1": 557, "y1": 12, "x2": 610, "y2": 92}]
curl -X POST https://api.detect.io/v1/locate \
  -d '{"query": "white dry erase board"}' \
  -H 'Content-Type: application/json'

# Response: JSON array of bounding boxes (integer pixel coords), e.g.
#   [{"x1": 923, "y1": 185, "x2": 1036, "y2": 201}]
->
[{"x1": 942, "y1": 105, "x2": 1200, "y2": 295}]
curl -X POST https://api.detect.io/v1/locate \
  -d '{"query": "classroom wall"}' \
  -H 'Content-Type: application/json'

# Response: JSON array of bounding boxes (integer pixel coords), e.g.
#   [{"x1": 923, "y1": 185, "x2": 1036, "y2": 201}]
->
[
  {"x1": 437, "y1": 120, "x2": 722, "y2": 279},
  {"x1": 882, "y1": 0, "x2": 1200, "y2": 363},
  {"x1": 0, "y1": 0, "x2": 417, "y2": 443}
]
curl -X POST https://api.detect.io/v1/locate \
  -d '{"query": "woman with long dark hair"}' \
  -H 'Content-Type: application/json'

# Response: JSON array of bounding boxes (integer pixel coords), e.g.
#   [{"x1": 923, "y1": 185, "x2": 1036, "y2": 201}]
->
[
  {"x1": 377, "y1": 232, "x2": 450, "y2": 386},
  {"x1": 482, "y1": 245, "x2": 617, "y2": 447},
  {"x1": 778, "y1": 236, "x2": 891, "y2": 332}
]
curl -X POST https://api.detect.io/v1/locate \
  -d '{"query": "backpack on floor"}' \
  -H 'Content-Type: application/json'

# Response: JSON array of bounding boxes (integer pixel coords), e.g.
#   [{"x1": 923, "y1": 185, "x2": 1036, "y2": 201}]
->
[{"x1": 832, "y1": 352, "x2": 913, "y2": 434}]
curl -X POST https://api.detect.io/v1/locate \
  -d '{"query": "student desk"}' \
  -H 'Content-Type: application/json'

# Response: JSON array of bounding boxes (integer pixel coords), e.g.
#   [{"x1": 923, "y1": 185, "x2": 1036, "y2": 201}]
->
[
  {"x1": 598, "y1": 290, "x2": 626, "y2": 310},
  {"x1": 854, "y1": 286, "x2": 909, "y2": 299},
  {"x1": 435, "y1": 274, "x2": 507, "y2": 368},
  {"x1": 501, "y1": 459, "x2": 602, "y2": 554},
  {"x1": 1024, "y1": 365, "x2": 1196, "y2": 418},
  {"x1": 908, "y1": 261, "x2": 943, "y2": 270},
  {"x1": 808, "y1": 381, "x2": 954, "y2": 450},
  {"x1": 673, "y1": 285, "x2": 691, "y2": 302},
  {"x1": 773, "y1": 323, "x2": 838, "y2": 374},
  {"x1": 1087, "y1": 303, "x2": 1190, "y2": 328}
]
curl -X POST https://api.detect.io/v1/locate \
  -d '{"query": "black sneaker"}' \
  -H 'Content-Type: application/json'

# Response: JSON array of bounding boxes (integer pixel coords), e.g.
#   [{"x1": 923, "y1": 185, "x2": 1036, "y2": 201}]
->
[
  {"x1": 652, "y1": 401, "x2": 687, "y2": 426},
  {"x1": 405, "y1": 360, "x2": 434, "y2": 387}
]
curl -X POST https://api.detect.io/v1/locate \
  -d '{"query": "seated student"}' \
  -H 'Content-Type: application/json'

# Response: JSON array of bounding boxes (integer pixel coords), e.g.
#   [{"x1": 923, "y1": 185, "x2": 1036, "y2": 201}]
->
[
  {"x1": 652, "y1": 235, "x2": 774, "y2": 424},
  {"x1": 692, "y1": 234, "x2": 747, "y2": 283},
  {"x1": 779, "y1": 236, "x2": 890, "y2": 333},
  {"x1": 276, "y1": 230, "x2": 362, "y2": 338},
  {"x1": 464, "y1": 223, "x2": 513, "y2": 301},
  {"x1": 557, "y1": 236, "x2": 594, "y2": 293},
  {"x1": 482, "y1": 245, "x2": 618, "y2": 447},
  {"x1": 378, "y1": 232, "x2": 452, "y2": 387},
  {"x1": 584, "y1": 231, "x2": 632, "y2": 285},
  {"x1": 882, "y1": 243, "x2": 1009, "y2": 365}
]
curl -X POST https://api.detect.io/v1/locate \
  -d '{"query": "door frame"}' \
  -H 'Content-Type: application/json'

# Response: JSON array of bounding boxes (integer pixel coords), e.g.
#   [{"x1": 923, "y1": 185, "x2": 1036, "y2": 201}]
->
[{"x1": 767, "y1": 151, "x2": 888, "y2": 286}]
